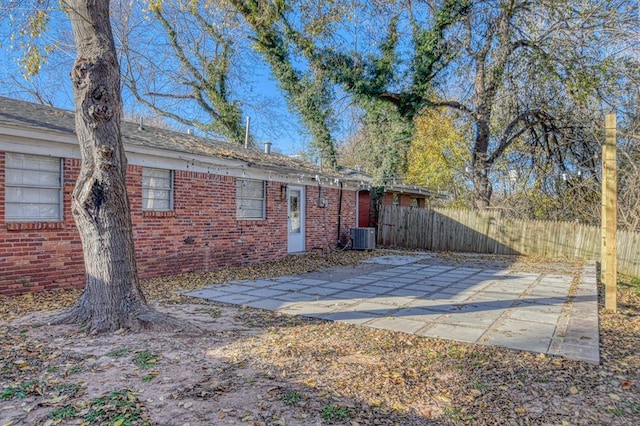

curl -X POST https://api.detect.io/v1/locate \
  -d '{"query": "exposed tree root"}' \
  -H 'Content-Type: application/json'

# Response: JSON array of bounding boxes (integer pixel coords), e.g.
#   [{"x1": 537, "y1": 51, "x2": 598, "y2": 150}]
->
[{"x1": 50, "y1": 304, "x2": 202, "y2": 335}]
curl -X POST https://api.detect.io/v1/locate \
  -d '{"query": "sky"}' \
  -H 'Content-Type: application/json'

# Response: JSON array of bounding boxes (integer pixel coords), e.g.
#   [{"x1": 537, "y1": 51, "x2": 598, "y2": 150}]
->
[{"x1": 0, "y1": 5, "x2": 319, "y2": 157}]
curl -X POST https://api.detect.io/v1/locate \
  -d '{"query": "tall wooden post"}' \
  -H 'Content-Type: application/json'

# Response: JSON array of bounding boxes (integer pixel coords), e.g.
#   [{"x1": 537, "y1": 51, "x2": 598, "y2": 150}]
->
[{"x1": 602, "y1": 113, "x2": 617, "y2": 312}]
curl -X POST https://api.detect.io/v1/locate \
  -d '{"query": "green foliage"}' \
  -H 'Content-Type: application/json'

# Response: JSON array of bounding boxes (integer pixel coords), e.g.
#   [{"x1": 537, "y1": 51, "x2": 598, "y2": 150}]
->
[
  {"x1": 321, "y1": 403, "x2": 352, "y2": 422},
  {"x1": 106, "y1": 347, "x2": 131, "y2": 358},
  {"x1": 50, "y1": 405, "x2": 77, "y2": 420},
  {"x1": 444, "y1": 405, "x2": 473, "y2": 421},
  {"x1": 293, "y1": 0, "x2": 469, "y2": 122},
  {"x1": 66, "y1": 365, "x2": 84, "y2": 375},
  {"x1": 55, "y1": 382, "x2": 82, "y2": 397},
  {"x1": 358, "y1": 99, "x2": 412, "y2": 184},
  {"x1": 0, "y1": 387, "x2": 15, "y2": 400},
  {"x1": 0, "y1": 380, "x2": 42, "y2": 400},
  {"x1": 621, "y1": 276, "x2": 640, "y2": 297},
  {"x1": 4, "y1": 7, "x2": 56, "y2": 78},
  {"x1": 447, "y1": 345, "x2": 465, "y2": 359},
  {"x1": 236, "y1": 0, "x2": 469, "y2": 172},
  {"x1": 473, "y1": 380, "x2": 488, "y2": 392},
  {"x1": 238, "y1": 0, "x2": 338, "y2": 166},
  {"x1": 409, "y1": 0, "x2": 471, "y2": 115},
  {"x1": 608, "y1": 406, "x2": 624, "y2": 417},
  {"x1": 406, "y1": 107, "x2": 468, "y2": 196},
  {"x1": 132, "y1": 350, "x2": 159, "y2": 370},
  {"x1": 295, "y1": 1, "x2": 468, "y2": 181},
  {"x1": 141, "y1": 374, "x2": 155, "y2": 382},
  {"x1": 85, "y1": 389, "x2": 150, "y2": 425},
  {"x1": 279, "y1": 389, "x2": 302, "y2": 406}
]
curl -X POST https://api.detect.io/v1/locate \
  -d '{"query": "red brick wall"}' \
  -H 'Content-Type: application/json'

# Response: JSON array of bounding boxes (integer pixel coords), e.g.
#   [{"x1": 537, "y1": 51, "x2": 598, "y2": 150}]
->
[
  {"x1": 357, "y1": 191, "x2": 371, "y2": 227},
  {"x1": 382, "y1": 193, "x2": 396, "y2": 205},
  {"x1": 381, "y1": 192, "x2": 425, "y2": 208},
  {"x1": 0, "y1": 154, "x2": 356, "y2": 295},
  {"x1": 305, "y1": 183, "x2": 356, "y2": 250},
  {"x1": 130, "y1": 168, "x2": 290, "y2": 278},
  {"x1": 0, "y1": 155, "x2": 85, "y2": 295}
]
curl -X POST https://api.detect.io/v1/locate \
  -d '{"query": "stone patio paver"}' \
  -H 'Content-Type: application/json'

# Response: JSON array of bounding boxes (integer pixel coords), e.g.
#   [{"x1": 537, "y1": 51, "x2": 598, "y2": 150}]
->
[{"x1": 186, "y1": 254, "x2": 600, "y2": 363}]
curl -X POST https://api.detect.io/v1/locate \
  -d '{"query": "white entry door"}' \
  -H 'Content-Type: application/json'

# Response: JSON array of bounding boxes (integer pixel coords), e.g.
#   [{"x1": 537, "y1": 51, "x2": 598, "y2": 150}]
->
[{"x1": 287, "y1": 186, "x2": 305, "y2": 253}]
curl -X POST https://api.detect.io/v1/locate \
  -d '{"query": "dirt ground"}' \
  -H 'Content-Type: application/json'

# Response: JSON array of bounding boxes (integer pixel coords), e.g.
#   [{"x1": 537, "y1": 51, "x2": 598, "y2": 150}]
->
[{"x1": 1, "y1": 251, "x2": 639, "y2": 425}]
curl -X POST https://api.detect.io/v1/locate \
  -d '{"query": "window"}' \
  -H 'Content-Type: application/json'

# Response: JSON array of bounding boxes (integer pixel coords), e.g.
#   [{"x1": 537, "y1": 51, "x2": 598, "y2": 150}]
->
[
  {"x1": 142, "y1": 167, "x2": 173, "y2": 211},
  {"x1": 5, "y1": 153, "x2": 62, "y2": 221},
  {"x1": 236, "y1": 179, "x2": 265, "y2": 219}
]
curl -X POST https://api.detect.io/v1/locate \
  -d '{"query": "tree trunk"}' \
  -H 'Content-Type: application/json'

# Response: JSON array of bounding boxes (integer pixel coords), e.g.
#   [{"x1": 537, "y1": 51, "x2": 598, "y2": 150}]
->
[
  {"x1": 52, "y1": 0, "x2": 197, "y2": 334},
  {"x1": 472, "y1": 116, "x2": 492, "y2": 209}
]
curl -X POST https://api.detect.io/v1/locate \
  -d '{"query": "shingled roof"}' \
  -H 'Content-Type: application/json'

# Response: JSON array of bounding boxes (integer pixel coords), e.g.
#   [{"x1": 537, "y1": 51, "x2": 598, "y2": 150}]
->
[
  {"x1": 0, "y1": 96, "x2": 437, "y2": 196},
  {"x1": 0, "y1": 96, "x2": 350, "y2": 180}
]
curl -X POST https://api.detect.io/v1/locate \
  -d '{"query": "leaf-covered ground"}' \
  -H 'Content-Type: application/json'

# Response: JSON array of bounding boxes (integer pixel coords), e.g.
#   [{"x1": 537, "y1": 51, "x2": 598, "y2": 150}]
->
[{"x1": 1, "y1": 250, "x2": 639, "y2": 425}]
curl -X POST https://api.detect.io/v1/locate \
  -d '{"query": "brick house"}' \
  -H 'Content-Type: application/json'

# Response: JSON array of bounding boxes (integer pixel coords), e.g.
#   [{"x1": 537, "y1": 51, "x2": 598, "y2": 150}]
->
[
  {"x1": 0, "y1": 97, "x2": 366, "y2": 296},
  {"x1": 342, "y1": 167, "x2": 433, "y2": 228}
]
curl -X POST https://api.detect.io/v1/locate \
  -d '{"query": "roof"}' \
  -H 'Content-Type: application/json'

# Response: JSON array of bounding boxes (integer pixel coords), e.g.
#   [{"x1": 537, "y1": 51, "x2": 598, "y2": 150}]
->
[
  {"x1": 337, "y1": 166, "x2": 436, "y2": 198},
  {"x1": 0, "y1": 96, "x2": 345, "y2": 180},
  {"x1": 0, "y1": 96, "x2": 435, "y2": 196}
]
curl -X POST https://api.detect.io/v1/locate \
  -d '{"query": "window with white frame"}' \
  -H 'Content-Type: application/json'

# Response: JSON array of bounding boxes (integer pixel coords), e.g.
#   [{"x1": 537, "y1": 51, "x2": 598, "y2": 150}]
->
[
  {"x1": 142, "y1": 167, "x2": 173, "y2": 211},
  {"x1": 5, "y1": 153, "x2": 63, "y2": 221},
  {"x1": 236, "y1": 179, "x2": 265, "y2": 219}
]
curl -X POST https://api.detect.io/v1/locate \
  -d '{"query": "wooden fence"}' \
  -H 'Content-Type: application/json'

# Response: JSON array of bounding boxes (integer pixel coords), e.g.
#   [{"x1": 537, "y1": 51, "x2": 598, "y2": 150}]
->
[{"x1": 378, "y1": 205, "x2": 640, "y2": 277}]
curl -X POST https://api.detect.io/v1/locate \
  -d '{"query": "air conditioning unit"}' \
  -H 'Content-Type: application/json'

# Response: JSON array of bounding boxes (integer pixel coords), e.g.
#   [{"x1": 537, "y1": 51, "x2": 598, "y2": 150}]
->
[{"x1": 350, "y1": 227, "x2": 376, "y2": 250}]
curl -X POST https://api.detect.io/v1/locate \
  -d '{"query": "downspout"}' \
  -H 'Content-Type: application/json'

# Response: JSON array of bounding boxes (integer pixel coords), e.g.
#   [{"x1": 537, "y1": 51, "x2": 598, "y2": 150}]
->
[{"x1": 337, "y1": 181, "x2": 344, "y2": 246}]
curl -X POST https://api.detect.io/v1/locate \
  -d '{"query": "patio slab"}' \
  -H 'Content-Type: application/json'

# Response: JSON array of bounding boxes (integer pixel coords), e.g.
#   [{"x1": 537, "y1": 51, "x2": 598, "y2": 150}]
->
[{"x1": 185, "y1": 254, "x2": 600, "y2": 363}]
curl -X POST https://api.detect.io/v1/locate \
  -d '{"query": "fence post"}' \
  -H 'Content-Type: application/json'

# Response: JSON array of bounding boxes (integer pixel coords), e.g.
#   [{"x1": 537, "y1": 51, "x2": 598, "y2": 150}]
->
[{"x1": 602, "y1": 113, "x2": 617, "y2": 312}]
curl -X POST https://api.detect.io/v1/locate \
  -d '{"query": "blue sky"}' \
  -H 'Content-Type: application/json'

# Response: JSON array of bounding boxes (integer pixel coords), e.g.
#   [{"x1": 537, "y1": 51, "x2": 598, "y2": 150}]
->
[{"x1": 0, "y1": 8, "x2": 319, "y2": 156}]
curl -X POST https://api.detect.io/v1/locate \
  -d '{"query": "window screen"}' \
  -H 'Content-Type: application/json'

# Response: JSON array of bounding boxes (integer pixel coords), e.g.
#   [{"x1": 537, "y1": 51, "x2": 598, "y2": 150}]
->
[
  {"x1": 236, "y1": 179, "x2": 265, "y2": 219},
  {"x1": 142, "y1": 167, "x2": 173, "y2": 211},
  {"x1": 5, "y1": 153, "x2": 62, "y2": 221}
]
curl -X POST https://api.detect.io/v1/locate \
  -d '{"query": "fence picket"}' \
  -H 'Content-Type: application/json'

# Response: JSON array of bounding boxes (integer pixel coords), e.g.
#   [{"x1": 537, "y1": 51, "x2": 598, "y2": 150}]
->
[{"x1": 377, "y1": 206, "x2": 640, "y2": 276}]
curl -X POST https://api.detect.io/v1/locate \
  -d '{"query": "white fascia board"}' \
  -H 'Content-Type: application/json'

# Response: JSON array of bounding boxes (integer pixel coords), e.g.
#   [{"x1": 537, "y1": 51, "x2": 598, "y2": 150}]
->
[
  {"x1": 0, "y1": 126, "x2": 77, "y2": 146},
  {"x1": 0, "y1": 129, "x2": 81, "y2": 159}
]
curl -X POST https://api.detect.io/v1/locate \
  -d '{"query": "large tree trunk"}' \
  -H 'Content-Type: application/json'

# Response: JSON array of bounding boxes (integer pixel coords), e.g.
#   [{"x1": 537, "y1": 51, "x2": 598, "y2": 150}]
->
[
  {"x1": 472, "y1": 115, "x2": 493, "y2": 209},
  {"x1": 52, "y1": 0, "x2": 197, "y2": 334}
]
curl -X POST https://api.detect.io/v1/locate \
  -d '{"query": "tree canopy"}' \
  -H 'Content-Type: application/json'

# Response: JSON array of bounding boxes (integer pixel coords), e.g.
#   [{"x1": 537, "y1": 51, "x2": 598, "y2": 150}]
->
[{"x1": 3, "y1": 0, "x2": 639, "y2": 223}]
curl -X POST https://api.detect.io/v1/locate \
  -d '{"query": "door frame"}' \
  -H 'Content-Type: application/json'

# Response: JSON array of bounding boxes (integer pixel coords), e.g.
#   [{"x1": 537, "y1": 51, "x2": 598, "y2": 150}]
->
[{"x1": 287, "y1": 185, "x2": 305, "y2": 253}]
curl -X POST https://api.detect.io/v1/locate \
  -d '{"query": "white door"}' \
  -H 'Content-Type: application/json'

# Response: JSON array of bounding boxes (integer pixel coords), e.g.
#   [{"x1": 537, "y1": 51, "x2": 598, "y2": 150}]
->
[{"x1": 287, "y1": 186, "x2": 305, "y2": 253}]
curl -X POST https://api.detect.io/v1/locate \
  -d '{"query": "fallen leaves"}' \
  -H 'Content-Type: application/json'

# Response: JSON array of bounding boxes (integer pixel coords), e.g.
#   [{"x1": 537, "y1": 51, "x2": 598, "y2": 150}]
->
[
  {"x1": 336, "y1": 354, "x2": 384, "y2": 366},
  {"x1": 1, "y1": 252, "x2": 639, "y2": 425}
]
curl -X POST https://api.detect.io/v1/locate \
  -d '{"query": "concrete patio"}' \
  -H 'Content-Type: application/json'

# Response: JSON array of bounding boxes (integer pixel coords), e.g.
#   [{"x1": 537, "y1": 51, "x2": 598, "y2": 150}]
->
[{"x1": 185, "y1": 253, "x2": 600, "y2": 363}]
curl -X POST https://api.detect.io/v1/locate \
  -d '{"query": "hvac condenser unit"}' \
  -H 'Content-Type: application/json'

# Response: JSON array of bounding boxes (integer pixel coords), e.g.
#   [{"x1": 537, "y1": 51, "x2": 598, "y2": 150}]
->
[{"x1": 350, "y1": 227, "x2": 376, "y2": 250}]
